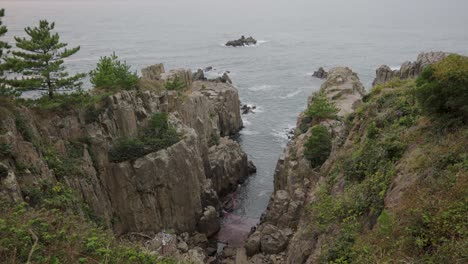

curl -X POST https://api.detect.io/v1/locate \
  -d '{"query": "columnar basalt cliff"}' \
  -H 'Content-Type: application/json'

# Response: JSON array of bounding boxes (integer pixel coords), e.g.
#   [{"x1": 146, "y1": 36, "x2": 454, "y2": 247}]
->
[{"x1": 0, "y1": 65, "x2": 250, "y2": 241}]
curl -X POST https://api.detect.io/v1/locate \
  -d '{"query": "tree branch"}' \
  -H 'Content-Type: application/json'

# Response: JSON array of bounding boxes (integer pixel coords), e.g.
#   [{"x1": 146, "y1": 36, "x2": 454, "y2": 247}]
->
[{"x1": 26, "y1": 229, "x2": 38, "y2": 264}]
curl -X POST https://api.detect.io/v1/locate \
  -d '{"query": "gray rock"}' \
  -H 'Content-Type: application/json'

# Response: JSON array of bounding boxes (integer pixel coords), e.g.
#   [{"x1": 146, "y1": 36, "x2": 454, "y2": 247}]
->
[
  {"x1": 312, "y1": 67, "x2": 328, "y2": 79},
  {"x1": 197, "y1": 206, "x2": 221, "y2": 237},
  {"x1": 372, "y1": 51, "x2": 450, "y2": 86},
  {"x1": 177, "y1": 241, "x2": 189, "y2": 253},
  {"x1": 260, "y1": 224, "x2": 288, "y2": 254},
  {"x1": 141, "y1": 63, "x2": 165, "y2": 80},
  {"x1": 225, "y1": 36, "x2": 257, "y2": 47},
  {"x1": 193, "y1": 69, "x2": 206, "y2": 81},
  {"x1": 245, "y1": 231, "x2": 261, "y2": 256},
  {"x1": 188, "y1": 232, "x2": 209, "y2": 248}
]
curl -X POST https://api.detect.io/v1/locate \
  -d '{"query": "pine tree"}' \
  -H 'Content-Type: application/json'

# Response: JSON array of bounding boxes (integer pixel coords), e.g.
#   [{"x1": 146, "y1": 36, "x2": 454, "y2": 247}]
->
[
  {"x1": 0, "y1": 8, "x2": 18, "y2": 97},
  {"x1": 5, "y1": 20, "x2": 85, "y2": 98}
]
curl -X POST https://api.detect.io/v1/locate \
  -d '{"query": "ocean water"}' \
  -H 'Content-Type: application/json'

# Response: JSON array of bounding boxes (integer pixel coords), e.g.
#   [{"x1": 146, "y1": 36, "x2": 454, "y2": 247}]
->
[{"x1": 3, "y1": 0, "x2": 468, "y2": 243}]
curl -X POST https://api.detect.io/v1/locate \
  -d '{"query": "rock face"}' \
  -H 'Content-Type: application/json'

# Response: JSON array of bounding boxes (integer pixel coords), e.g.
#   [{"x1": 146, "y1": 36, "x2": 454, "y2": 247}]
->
[
  {"x1": 226, "y1": 36, "x2": 257, "y2": 47},
  {"x1": 372, "y1": 51, "x2": 450, "y2": 86},
  {"x1": 245, "y1": 67, "x2": 365, "y2": 261},
  {"x1": 0, "y1": 64, "x2": 251, "y2": 240},
  {"x1": 312, "y1": 67, "x2": 328, "y2": 79}
]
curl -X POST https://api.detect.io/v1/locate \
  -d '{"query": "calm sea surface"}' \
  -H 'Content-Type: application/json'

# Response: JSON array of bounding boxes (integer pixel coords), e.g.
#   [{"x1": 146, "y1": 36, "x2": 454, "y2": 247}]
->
[{"x1": 3, "y1": 0, "x2": 468, "y2": 241}]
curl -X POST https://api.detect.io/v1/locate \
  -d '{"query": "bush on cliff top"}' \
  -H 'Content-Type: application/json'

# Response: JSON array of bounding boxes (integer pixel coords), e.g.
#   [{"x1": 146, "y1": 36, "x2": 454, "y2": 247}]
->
[
  {"x1": 109, "y1": 112, "x2": 180, "y2": 162},
  {"x1": 415, "y1": 54, "x2": 468, "y2": 122},
  {"x1": 90, "y1": 52, "x2": 139, "y2": 91},
  {"x1": 306, "y1": 91, "x2": 339, "y2": 121}
]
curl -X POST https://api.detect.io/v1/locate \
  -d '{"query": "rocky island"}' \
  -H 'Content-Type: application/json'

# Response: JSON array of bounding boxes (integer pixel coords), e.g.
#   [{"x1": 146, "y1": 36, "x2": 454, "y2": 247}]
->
[{"x1": 225, "y1": 36, "x2": 257, "y2": 47}]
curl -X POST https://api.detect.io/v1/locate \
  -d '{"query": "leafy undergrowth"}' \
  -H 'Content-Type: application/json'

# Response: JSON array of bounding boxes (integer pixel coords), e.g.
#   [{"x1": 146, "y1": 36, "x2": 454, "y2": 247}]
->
[
  {"x1": 307, "y1": 76, "x2": 467, "y2": 263},
  {"x1": 0, "y1": 198, "x2": 178, "y2": 264}
]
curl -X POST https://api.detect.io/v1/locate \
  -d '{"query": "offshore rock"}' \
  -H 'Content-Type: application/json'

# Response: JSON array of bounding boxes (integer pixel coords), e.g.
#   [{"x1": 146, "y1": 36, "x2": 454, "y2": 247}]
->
[
  {"x1": 225, "y1": 36, "x2": 257, "y2": 47},
  {"x1": 312, "y1": 67, "x2": 328, "y2": 79}
]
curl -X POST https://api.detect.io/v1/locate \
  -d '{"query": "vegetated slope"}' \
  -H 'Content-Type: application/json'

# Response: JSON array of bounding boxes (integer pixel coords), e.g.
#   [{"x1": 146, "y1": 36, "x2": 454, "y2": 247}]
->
[{"x1": 245, "y1": 54, "x2": 467, "y2": 264}]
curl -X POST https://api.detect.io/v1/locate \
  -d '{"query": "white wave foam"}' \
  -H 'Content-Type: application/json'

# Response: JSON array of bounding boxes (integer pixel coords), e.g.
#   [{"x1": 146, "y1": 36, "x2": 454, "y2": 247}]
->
[
  {"x1": 390, "y1": 65, "x2": 400, "y2": 71},
  {"x1": 271, "y1": 124, "x2": 296, "y2": 142},
  {"x1": 242, "y1": 119, "x2": 251, "y2": 126},
  {"x1": 241, "y1": 130, "x2": 260, "y2": 136},
  {"x1": 279, "y1": 90, "x2": 301, "y2": 99},
  {"x1": 248, "y1": 84, "x2": 275, "y2": 92}
]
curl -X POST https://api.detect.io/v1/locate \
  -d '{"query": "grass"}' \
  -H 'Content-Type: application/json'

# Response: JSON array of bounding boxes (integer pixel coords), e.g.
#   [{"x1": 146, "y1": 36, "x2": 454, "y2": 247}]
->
[{"x1": 0, "y1": 199, "x2": 180, "y2": 264}]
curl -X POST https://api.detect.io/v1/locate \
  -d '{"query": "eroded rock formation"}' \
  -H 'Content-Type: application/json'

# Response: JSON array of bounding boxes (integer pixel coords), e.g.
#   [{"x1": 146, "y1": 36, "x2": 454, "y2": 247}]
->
[
  {"x1": 0, "y1": 64, "x2": 251, "y2": 243},
  {"x1": 372, "y1": 51, "x2": 450, "y2": 86},
  {"x1": 226, "y1": 36, "x2": 257, "y2": 47},
  {"x1": 244, "y1": 67, "x2": 365, "y2": 262}
]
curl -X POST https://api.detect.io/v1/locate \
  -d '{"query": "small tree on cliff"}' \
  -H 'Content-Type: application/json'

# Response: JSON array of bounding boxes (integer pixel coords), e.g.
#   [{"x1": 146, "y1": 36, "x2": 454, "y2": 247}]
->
[{"x1": 5, "y1": 20, "x2": 85, "y2": 98}]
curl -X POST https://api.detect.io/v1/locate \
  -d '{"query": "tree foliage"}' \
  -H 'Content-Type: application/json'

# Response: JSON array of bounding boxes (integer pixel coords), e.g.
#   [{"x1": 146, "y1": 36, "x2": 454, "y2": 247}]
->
[
  {"x1": 0, "y1": 8, "x2": 18, "y2": 97},
  {"x1": 89, "y1": 52, "x2": 138, "y2": 90},
  {"x1": 304, "y1": 125, "x2": 332, "y2": 168},
  {"x1": 415, "y1": 54, "x2": 468, "y2": 122},
  {"x1": 4, "y1": 20, "x2": 85, "y2": 98},
  {"x1": 306, "y1": 91, "x2": 339, "y2": 121}
]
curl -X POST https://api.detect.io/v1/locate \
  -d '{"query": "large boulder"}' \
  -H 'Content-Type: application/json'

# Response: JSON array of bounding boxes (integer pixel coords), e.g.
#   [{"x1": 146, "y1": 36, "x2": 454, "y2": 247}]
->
[
  {"x1": 141, "y1": 63, "x2": 165, "y2": 80},
  {"x1": 226, "y1": 36, "x2": 257, "y2": 47},
  {"x1": 197, "y1": 206, "x2": 221, "y2": 237},
  {"x1": 208, "y1": 137, "x2": 250, "y2": 196},
  {"x1": 161, "y1": 68, "x2": 193, "y2": 90},
  {"x1": 259, "y1": 224, "x2": 288, "y2": 254}
]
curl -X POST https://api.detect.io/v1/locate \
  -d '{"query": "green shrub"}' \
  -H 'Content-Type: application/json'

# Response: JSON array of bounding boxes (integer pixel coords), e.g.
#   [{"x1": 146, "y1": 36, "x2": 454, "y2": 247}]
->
[
  {"x1": 164, "y1": 76, "x2": 185, "y2": 91},
  {"x1": 14, "y1": 113, "x2": 33, "y2": 142},
  {"x1": 90, "y1": 52, "x2": 139, "y2": 90},
  {"x1": 305, "y1": 91, "x2": 338, "y2": 121},
  {"x1": 0, "y1": 142, "x2": 11, "y2": 156},
  {"x1": 304, "y1": 125, "x2": 332, "y2": 168},
  {"x1": 0, "y1": 200, "x2": 177, "y2": 264},
  {"x1": 109, "y1": 112, "x2": 180, "y2": 163},
  {"x1": 108, "y1": 138, "x2": 146, "y2": 163},
  {"x1": 19, "y1": 90, "x2": 110, "y2": 112},
  {"x1": 415, "y1": 55, "x2": 468, "y2": 121}
]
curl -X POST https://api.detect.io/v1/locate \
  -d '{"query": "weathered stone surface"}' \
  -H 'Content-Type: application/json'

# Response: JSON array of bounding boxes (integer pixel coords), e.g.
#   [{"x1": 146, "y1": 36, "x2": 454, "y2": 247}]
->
[
  {"x1": 226, "y1": 36, "x2": 257, "y2": 47},
  {"x1": 161, "y1": 68, "x2": 193, "y2": 89},
  {"x1": 197, "y1": 206, "x2": 221, "y2": 237},
  {"x1": 312, "y1": 67, "x2": 328, "y2": 79},
  {"x1": 372, "y1": 51, "x2": 450, "y2": 86},
  {"x1": 141, "y1": 63, "x2": 165, "y2": 80},
  {"x1": 193, "y1": 69, "x2": 206, "y2": 81},
  {"x1": 244, "y1": 231, "x2": 261, "y2": 256},
  {"x1": 208, "y1": 137, "x2": 249, "y2": 196},
  {"x1": 0, "y1": 64, "x2": 251, "y2": 241},
  {"x1": 259, "y1": 224, "x2": 288, "y2": 254}
]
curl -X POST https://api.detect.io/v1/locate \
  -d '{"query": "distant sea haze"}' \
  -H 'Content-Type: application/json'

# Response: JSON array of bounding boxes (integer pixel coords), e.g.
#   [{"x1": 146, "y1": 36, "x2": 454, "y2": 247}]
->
[{"x1": 2, "y1": 0, "x2": 467, "y2": 220}]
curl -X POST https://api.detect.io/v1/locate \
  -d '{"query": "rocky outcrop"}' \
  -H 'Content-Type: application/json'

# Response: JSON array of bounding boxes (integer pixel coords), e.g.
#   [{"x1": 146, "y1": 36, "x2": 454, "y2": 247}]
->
[
  {"x1": 193, "y1": 69, "x2": 206, "y2": 81},
  {"x1": 245, "y1": 67, "x2": 365, "y2": 260},
  {"x1": 208, "y1": 137, "x2": 249, "y2": 196},
  {"x1": 226, "y1": 36, "x2": 257, "y2": 47},
  {"x1": 372, "y1": 51, "x2": 450, "y2": 86},
  {"x1": 312, "y1": 67, "x2": 328, "y2": 79},
  {"x1": 0, "y1": 64, "x2": 251, "y2": 246}
]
